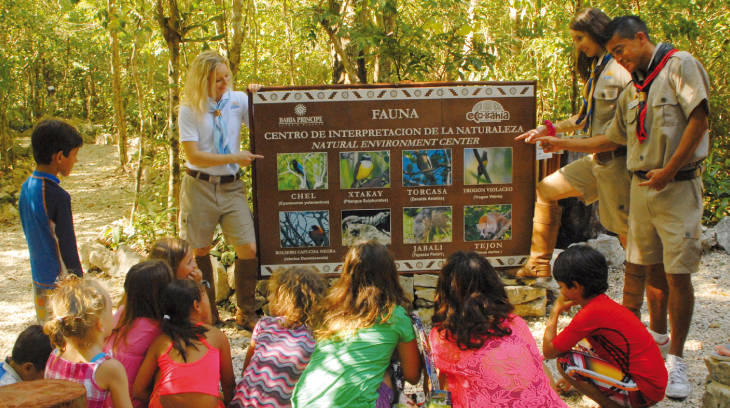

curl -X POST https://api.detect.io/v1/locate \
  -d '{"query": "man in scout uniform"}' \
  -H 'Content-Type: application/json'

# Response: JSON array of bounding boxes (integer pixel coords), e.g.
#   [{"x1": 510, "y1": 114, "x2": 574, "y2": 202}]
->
[{"x1": 542, "y1": 16, "x2": 710, "y2": 400}]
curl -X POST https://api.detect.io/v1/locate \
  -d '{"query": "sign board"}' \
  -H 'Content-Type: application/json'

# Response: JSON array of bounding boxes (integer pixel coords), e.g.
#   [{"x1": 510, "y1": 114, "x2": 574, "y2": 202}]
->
[{"x1": 250, "y1": 82, "x2": 536, "y2": 275}]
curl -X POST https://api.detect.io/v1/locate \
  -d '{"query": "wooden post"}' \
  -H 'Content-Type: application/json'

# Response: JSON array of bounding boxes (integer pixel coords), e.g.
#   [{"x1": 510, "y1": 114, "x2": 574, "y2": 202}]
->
[{"x1": 1, "y1": 379, "x2": 87, "y2": 407}]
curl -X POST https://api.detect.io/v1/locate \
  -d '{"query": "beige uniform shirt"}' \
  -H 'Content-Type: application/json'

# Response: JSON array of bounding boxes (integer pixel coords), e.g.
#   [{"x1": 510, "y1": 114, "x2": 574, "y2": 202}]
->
[
  {"x1": 605, "y1": 48, "x2": 710, "y2": 171},
  {"x1": 588, "y1": 55, "x2": 633, "y2": 136}
]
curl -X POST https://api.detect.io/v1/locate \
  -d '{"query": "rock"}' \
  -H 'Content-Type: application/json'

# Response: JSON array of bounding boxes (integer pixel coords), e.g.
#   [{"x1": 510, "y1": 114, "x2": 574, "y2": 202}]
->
[
  {"x1": 505, "y1": 286, "x2": 546, "y2": 305},
  {"x1": 513, "y1": 296, "x2": 547, "y2": 317},
  {"x1": 715, "y1": 217, "x2": 730, "y2": 252},
  {"x1": 95, "y1": 225, "x2": 113, "y2": 246},
  {"x1": 78, "y1": 241, "x2": 103, "y2": 272},
  {"x1": 416, "y1": 307, "x2": 434, "y2": 324},
  {"x1": 262, "y1": 304, "x2": 271, "y2": 316},
  {"x1": 256, "y1": 279, "x2": 269, "y2": 297},
  {"x1": 414, "y1": 274, "x2": 439, "y2": 288},
  {"x1": 703, "y1": 227, "x2": 719, "y2": 252},
  {"x1": 415, "y1": 287, "x2": 435, "y2": 302},
  {"x1": 584, "y1": 234, "x2": 625, "y2": 267},
  {"x1": 414, "y1": 298, "x2": 434, "y2": 308},
  {"x1": 95, "y1": 133, "x2": 114, "y2": 146},
  {"x1": 112, "y1": 245, "x2": 142, "y2": 277},
  {"x1": 211, "y1": 257, "x2": 231, "y2": 303},
  {"x1": 88, "y1": 244, "x2": 115, "y2": 273},
  {"x1": 142, "y1": 167, "x2": 155, "y2": 184},
  {"x1": 703, "y1": 380, "x2": 730, "y2": 407},
  {"x1": 705, "y1": 356, "x2": 730, "y2": 385},
  {"x1": 399, "y1": 276, "x2": 414, "y2": 302},
  {"x1": 227, "y1": 265, "x2": 236, "y2": 290},
  {"x1": 255, "y1": 294, "x2": 266, "y2": 312}
]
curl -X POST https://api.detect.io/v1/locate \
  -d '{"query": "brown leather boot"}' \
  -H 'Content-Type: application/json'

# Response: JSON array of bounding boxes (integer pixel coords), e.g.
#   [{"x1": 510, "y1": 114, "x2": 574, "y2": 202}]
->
[
  {"x1": 234, "y1": 258, "x2": 260, "y2": 332},
  {"x1": 507, "y1": 203, "x2": 562, "y2": 282},
  {"x1": 195, "y1": 255, "x2": 220, "y2": 324},
  {"x1": 622, "y1": 262, "x2": 646, "y2": 319}
]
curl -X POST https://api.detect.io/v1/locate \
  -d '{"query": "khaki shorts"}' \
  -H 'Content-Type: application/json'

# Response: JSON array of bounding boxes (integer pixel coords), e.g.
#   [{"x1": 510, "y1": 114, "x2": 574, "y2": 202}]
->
[
  {"x1": 179, "y1": 174, "x2": 256, "y2": 249},
  {"x1": 559, "y1": 155, "x2": 631, "y2": 236},
  {"x1": 626, "y1": 176, "x2": 703, "y2": 274}
]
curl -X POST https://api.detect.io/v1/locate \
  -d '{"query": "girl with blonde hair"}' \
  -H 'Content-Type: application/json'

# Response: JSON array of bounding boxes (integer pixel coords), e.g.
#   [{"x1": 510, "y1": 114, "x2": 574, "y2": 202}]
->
[{"x1": 178, "y1": 50, "x2": 263, "y2": 329}]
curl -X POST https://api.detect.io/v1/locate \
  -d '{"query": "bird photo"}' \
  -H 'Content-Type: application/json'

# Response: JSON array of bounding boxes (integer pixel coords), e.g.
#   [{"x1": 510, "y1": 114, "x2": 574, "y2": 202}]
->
[
  {"x1": 402, "y1": 149, "x2": 452, "y2": 186},
  {"x1": 340, "y1": 151, "x2": 390, "y2": 189},
  {"x1": 279, "y1": 211, "x2": 330, "y2": 248},
  {"x1": 276, "y1": 152, "x2": 328, "y2": 191},
  {"x1": 464, "y1": 204, "x2": 512, "y2": 242},
  {"x1": 308, "y1": 225, "x2": 326, "y2": 246},
  {"x1": 464, "y1": 147, "x2": 513, "y2": 185}
]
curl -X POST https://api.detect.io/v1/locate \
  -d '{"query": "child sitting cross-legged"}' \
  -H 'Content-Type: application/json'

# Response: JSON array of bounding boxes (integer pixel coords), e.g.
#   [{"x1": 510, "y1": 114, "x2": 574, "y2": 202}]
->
[
  {"x1": 291, "y1": 241, "x2": 422, "y2": 408},
  {"x1": 133, "y1": 279, "x2": 235, "y2": 408},
  {"x1": 429, "y1": 251, "x2": 567, "y2": 408},
  {"x1": 231, "y1": 267, "x2": 327, "y2": 408},
  {"x1": 0, "y1": 325, "x2": 53, "y2": 386},
  {"x1": 543, "y1": 246, "x2": 668, "y2": 408}
]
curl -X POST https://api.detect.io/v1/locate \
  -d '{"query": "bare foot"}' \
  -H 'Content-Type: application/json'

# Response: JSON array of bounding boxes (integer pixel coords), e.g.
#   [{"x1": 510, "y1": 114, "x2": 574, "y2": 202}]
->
[{"x1": 717, "y1": 342, "x2": 730, "y2": 357}]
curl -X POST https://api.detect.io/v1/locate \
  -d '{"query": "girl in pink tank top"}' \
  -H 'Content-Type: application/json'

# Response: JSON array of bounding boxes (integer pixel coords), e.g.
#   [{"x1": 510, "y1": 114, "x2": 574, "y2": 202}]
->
[{"x1": 134, "y1": 280, "x2": 235, "y2": 408}]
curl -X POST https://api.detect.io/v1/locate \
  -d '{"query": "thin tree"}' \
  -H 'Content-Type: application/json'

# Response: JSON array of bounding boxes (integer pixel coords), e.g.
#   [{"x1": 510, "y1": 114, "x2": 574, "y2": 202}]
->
[{"x1": 109, "y1": 0, "x2": 128, "y2": 167}]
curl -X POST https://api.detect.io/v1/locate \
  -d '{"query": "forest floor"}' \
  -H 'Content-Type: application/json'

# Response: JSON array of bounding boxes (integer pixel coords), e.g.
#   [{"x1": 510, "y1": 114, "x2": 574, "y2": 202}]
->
[{"x1": 0, "y1": 143, "x2": 728, "y2": 407}]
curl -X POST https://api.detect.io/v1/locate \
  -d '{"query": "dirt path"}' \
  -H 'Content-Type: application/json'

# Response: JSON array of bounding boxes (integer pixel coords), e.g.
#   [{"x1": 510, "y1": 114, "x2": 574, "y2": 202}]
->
[{"x1": 0, "y1": 143, "x2": 728, "y2": 407}]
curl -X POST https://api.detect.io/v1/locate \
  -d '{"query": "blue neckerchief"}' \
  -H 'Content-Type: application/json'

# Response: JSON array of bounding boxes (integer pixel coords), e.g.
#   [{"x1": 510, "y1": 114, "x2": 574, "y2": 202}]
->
[
  {"x1": 208, "y1": 91, "x2": 231, "y2": 155},
  {"x1": 576, "y1": 53, "x2": 613, "y2": 135}
]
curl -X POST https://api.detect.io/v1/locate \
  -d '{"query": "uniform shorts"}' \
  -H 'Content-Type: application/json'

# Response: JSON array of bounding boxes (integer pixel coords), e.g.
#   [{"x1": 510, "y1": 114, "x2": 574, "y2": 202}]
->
[
  {"x1": 626, "y1": 176, "x2": 702, "y2": 274},
  {"x1": 559, "y1": 154, "x2": 631, "y2": 236},
  {"x1": 179, "y1": 173, "x2": 256, "y2": 249}
]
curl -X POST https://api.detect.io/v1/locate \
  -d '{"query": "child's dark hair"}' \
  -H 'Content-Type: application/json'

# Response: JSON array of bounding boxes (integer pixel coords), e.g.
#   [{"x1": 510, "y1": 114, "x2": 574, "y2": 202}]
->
[
  {"x1": 570, "y1": 8, "x2": 613, "y2": 82},
  {"x1": 161, "y1": 279, "x2": 209, "y2": 362},
  {"x1": 12, "y1": 325, "x2": 53, "y2": 371},
  {"x1": 111, "y1": 260, "x2": 174, "y2": 352},
  {"x1": 148, "y1": 237, "x2": 192, "y2": 275},
  {"x1": 432, "y1": 251, "x2": 514, "y2": 350},
  {"x1": 31, "y1": 119, "x2": 84, "y2": 165},
  {"x1": 268, "y1": 267, "x2": 327, "y2": 329},
  {"x1": 553, "y1": 246, "x2": 609, "y2": 299},
  {"x1": 606, "y1": 16, "x2": 652, "y2": 43}
]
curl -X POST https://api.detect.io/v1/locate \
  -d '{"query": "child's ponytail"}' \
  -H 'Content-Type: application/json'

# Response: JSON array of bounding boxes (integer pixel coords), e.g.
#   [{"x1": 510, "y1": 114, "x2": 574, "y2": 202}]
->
[
  {"x1": 161, "y1": 280, "x2": 209, "y2": 362},
  {"x1": 43, "y1": 317, "x2": 67, "y2": 353}
]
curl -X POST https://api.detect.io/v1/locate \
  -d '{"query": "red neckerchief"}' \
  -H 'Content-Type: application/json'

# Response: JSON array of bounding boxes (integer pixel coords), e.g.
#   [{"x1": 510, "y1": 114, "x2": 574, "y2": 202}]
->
[{"x1": 632, "y1": 43, "x2": 677, "y2": 143}]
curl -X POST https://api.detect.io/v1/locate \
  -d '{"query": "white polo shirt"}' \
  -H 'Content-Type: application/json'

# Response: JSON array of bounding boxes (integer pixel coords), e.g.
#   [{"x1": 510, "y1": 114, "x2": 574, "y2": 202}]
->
[{"x1": 178, "y1": 91, "x2": 251, "y2": 176}]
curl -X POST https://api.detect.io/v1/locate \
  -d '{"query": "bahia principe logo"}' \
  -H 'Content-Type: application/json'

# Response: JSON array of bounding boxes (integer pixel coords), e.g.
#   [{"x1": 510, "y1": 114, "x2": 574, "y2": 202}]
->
[
  {"x1": 279, "y1": 104, "x2": 324, "y2": 126},
  {"x1": 466, "y1": 100, "x2": 510, "y2": 123}
]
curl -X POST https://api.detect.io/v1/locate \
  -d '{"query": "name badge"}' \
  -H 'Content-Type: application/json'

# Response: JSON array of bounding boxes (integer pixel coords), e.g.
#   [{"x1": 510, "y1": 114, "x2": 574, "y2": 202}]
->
[{"x1": 628, "y1": 99, "x2": 639, "y2": 110}]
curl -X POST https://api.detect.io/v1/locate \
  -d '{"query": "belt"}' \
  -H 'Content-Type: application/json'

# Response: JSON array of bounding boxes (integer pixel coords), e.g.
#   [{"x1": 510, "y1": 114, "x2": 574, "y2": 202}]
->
[
  {"x1": 594, "y1": 146, "x2": 627, "y2": 163},
  {"x1": 185, "y1": 168, "x2": 240, "y2": 184},
  {"x1": 632, "y1": 167, "x2": 702, "y2": 182}
]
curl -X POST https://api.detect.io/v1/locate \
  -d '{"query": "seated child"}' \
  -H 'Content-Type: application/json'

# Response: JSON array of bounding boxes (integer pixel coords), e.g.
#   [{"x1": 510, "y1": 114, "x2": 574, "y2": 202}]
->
[
  {"x1": 133, "y1": 280, "x2": 235, "y2": 408},
  {"x1": 44, "y1": 276, "x2": 133, "y2": 408},
  {"x1": 543, "y1": 246, "x2": 667, "y2": 408},
  {"x1": 231, "y1": 267, "x2": 327, "y2": 408},
  {"x1": 104, "y1": 260, "x2": 174, "y2": 407},
  {"x1": 0, "y1": 325, "x2": 53, "y2": 386},
  {"x1": 291, "y1": 241, "x2": 422, "y2": 408},
  {"x1": 149, "y1": 237, "x2": 203, "y2": 282},
  {"x1": 429, "y1": 251, "x2": 566, "y2": 408}
]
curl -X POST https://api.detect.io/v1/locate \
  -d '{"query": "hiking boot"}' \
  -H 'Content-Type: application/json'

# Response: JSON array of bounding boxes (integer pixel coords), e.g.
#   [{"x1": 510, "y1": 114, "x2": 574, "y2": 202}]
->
[{"x1": 665, "y1": 354, "x2": 690, "y2": 400}]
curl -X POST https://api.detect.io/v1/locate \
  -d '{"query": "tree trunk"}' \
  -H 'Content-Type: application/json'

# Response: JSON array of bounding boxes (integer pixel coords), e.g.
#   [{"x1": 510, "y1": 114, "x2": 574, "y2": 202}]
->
[
  {"x1": 109, "y1": 0, "x2": 128, "y2": 167},
  {"x1": 376, "y1": 0, "x2": 396, "y2": 83},
  {"x1": 284, "y1": 0, "x2": 295, "y2": 86},
  {"x1": 130, "y1": 40, "x2": 146, "y2": 223},
  {"x1": 229, "y1": 0, "x2": 244, "y2": 82},
  {"x1": 213, "y1": 0, "x2": 229, "y2": 57},
  {"x1": 0, "y1": 96, "x2": 9, "y2": 171},
  {"x1": 321, "y1": 0, "x2": 361, "y2": 84}
]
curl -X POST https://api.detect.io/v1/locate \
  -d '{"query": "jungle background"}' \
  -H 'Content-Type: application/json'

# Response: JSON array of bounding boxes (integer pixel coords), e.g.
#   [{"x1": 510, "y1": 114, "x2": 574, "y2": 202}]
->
[{"x1": 0, "y1": 0, "x2": 728, "y2": 253}]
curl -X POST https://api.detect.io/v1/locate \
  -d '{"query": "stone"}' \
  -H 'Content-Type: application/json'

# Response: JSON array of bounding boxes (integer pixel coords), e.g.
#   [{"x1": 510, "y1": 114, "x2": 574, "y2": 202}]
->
[
  {"x1": 262, "y1": 304, "x2": 271, "y2": 316},
  {"x1": 399, "y1": 276, "x2": 414, "y2": 302},
  {"x1": 703, "y1": 380, "x2": 730, "y2": 408},
  {"x1": 255, "y1": 294, "x2": 266, "y2": 312},
  {"x1": 111, "y1": 245, "x2": 142, "y2": 277},
  {"x1": 415, "y1": 287, "x2": 435, "y2": 302},
  {"x1": 703, "y1": 227, "x2": 719, "y2": 252},
  {"x1": 414, "y1": 274, "x2": 439, "y2": 288},
  {"x1": 142, "y1": 167, "x2": 155, "y2": 184},
  {"x1": 416, "y1": 307, "x2": 434, "y2": 324},
  {"x1": 88, "y1": 244, "x2": 115, "y2": 273},
  {"x1": 211, "y1": 256, "x2": 232, "y2": 303},
  {"x1": 414, "y1": 298, "x2": 434, "y2": 308},
  {"x1": 256, "y1": 278, "x2": 269, "y2": 297},
  {"x1": 705, "y1": 356, "x2": 730, "y2": 385},
  {"x1": 715, "y1": 217, "x2": 730, "y2": 252},
  {"x1": 584, "y1": 234, "x2": 625, "y2": 267},
  {"x1": 95, "y1": 133, "x2": 114, "y2": 146},
  {"x1": 505, "y1": 286, "x2": 546, "y2": 305},
  {"x1": 227, "y1": 265, "x2": 236, "y2": 291},
  {"x1": 78, "y1": 241, "x2": 103, "y2": 272},
  {"x1": 513, "y1": 296, "x2": 547, "y2": 317}
]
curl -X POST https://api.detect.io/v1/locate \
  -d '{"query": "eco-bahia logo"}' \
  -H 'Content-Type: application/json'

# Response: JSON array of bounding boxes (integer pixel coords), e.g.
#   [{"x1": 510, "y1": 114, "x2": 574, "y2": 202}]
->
[
  {"x1": 466, "y1": 100, "x2": 510, "y2": 123},
  {"x1": 279, "y1": 104, "x2": 324, "y2": 126}
]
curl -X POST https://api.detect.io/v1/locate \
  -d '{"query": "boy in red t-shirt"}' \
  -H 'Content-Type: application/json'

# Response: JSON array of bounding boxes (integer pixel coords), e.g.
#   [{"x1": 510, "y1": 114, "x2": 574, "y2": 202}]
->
[{"x1": 543, "y1": 246, "x2": 667, "y2": 408}]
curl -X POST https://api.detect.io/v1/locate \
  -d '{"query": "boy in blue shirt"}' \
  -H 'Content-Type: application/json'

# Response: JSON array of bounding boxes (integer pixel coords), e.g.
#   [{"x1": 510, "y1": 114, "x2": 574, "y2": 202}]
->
[
  {"x1": 19, "y1": 119, "x2": 84, "y2": 324},
  {"x1": 0, "y1": 325, "x2": 53, "y2": 386}
]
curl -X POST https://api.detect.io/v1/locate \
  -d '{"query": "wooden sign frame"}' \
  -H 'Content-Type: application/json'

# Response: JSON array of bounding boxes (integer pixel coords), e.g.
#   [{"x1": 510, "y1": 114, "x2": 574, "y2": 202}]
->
[{"x1": 249, "y1": 81, "x2": 536, "y2": 276}]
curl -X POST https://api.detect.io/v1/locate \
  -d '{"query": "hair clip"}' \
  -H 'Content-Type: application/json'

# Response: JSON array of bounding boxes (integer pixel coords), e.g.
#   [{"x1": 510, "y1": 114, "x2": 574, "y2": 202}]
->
[
  {"x1": 201, "y1": 280, "x2": 211, "y2": 289},
  {"x1": 56, "y1": 316, "x2": 64, "y2": 323},
  {"x1": 163, "y1": 315, "x2": 170, "y2": 320}
]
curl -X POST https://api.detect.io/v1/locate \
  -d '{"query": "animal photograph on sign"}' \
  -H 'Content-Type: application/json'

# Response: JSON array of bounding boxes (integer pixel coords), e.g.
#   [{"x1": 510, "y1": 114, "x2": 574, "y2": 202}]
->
[
  {"x1": 276, "y1": 152, "x2": 328, "y2": 191},
  {"x1": 402, "y1": 149, "x2": 452, "y2": 187},
  {"x1": 403, "y1": 206, "x2": 452, "y2": 244},
  {"x1": 279, "y1": 210, "x2": 330, "y2": 248},
  {"x1": 341, "y1": 209, "x2": 391, "y2": 246},
  {"x1": 464, "y1": 204, "x2": 512, "y2": 241},
  {"x1": 464, "y1": 147, "x2": 513, "y2": 185},
  {"x1": 340, "y1": 151, "x2": 391, "y2": 189}
]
